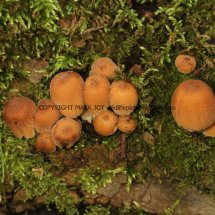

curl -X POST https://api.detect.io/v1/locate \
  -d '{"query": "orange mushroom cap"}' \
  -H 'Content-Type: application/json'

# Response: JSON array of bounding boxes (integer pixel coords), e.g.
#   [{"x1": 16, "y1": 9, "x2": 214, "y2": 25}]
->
[
  {"x1": 84, "y1": 75, "x2": 110, "y2": 116},
  {"x1": 93, "y1": 110, "x2": 118, "y2": 136},
  {"x1": 110, "y1": 80, "x2": 138, "y2": 116},
  {"x1": 35, "y1": 131, "x2": 56, "y2": 153},
  {"x1": 171, "y1": 79, "x2": 215, "y2": 131},
  {"x1": 3, "y1": 96, "x2": 36, "y2": 139},
  {"x1": 90, "y1": 57, "x2": 119, "y2": 79},
  {"x1": 34, "y1": 99, "x2": 60, "y2": 133},
  {"x1": 175, "y1": 55, "x2": 196, "y2": 74},
  {"x1": 50, "y1": 71, "x2": 84, "y2": 118},
  {"x1": 203, "y1": 123, "x2": 215, "y2": 137},
  {"x1": 52, "y1": 118, "x2": 82, "y2": 148},
  {"x1": 118, "y1": 116, "x2": 137, "y2": 134}
]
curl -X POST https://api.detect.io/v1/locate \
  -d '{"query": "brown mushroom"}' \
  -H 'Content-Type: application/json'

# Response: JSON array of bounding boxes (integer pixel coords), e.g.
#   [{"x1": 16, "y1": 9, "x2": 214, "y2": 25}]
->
[
  {"x1": 93, "y1": 110, "x2": 118, "y2": 136},
  {"x1": 35, "y1": 131, "x2": 56, "y2": 153},
  {"x1": 203, "y1": 123, "x2": 215, "y2": 137},
  {"x1": 50, "y1": 71, "x2": 84, "y2": 118},
  {"x1": 175, "y1": 55, "x2": 196, "y2": 74},
  {"x1": 84, "y1": 75, "x2": 110, "y2": 116},
  {"x1": 90, "y1": 57, "x2": 119, "y2": 79},
  {"x1": 118, "y1": 116, "x2": 137, "y2": 133},
  {"x1": 34, "y1": 99, "x2": 60, "y2": 133},
  {"x1": 171, "y1": 79, "x2": 215, "y2": 131},
  {"x1": 110, "y1": 81, "x2": 138, "y2": 116},
  {"x1": 3, "y1": 96, "x2": 36, "y2": 139},
  {"x1": 52, "y1": 118, "x2": 82, "y2": 148}
]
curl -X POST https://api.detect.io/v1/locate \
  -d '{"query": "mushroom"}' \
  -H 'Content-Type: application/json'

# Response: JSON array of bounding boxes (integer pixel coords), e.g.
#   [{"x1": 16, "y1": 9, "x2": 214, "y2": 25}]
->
[
  {"x1": 90, "y1": 57, "x2": 119, "y2": 79},
  {"x1": 81, "y1": 110, "x2": 94, "y2": 123},
  {"x1": 110, "y1": 80, "x2": 138, "y2": 116},
  {"x1": 93, "y1": 110, "x2": 118, "y2": 136},
  {"x1": 50, "y1": 71, "x2": 84, "y2": 118},
  {"x1": 3, "y1": 96, "x2": 36, "y2": 139},
  {"x1": 117, "y1": 115, "x2": 137, "y2": 159},
  {"x1": 203, "y1": 123, "x2": 215, "y2": 137},
  {"x1": 175, "y1": 55, "x2": 196, "y2": 74},
  {"x1": 84, "y1": 75, "x2": 110, "y2": 117},
  {"x1": 171, "y1": 79, "x2": 215, "y2": 131},
  {"x1": 52, "y1": 118, "x2": 82, "y2": 148},
  {"x1": 34, "y1": 99, "x2": 60, "y2": 133},
  {"x1": 118, "y1": 116, "x2": 137, "y2": 134},
  {"x1": 35, "y1": 131, "x2": 56, "y2": 153}
]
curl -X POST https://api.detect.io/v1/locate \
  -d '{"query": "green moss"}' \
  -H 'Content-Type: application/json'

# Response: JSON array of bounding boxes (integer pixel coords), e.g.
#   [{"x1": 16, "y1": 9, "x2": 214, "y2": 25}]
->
[
  {"x1": 77, "y1": 167, "x2": 124, "y2": 194},
  {"x1": 84, "y1": 205, "x2": 110, "y2": 215},
  {"x1": 0, "y1": 132, "x2": 79, "y2": 214}
]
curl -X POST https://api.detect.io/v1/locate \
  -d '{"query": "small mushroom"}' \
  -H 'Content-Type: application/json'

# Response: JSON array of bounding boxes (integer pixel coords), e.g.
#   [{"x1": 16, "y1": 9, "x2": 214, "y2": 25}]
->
[
  {"x1": 50, "y1": 71, "x2": 84, "y2": 118},
  {"x1": 34, "y1": 99, "x2": 60, "y2": 133},
  {"x1": 52, "y1": 118, "x2": 82, "y2": 148},
  {"x1": 3, "y1": 96, "x2": 36, "y2": 139},
  {"x1": 171, "y1": 79, "x2": 215, "y2": 131},
  {"x1": 90, "y1": 57, "x2": 119, "y2": 79},
  {"x1": 81, "y1": 110, "x2": 94, "y2": 123},
  {"x1": 84, "y1": 75, "x2": 110, "y2": 116},
  {"x1": 175, "y1": 55, "x2": 196, "y2": 74},
  {"x1": 203, "y1": 123, "x2": 215, "y2": 137},
  {"x1": 110, "y1": 81, "x2": 138, "y2": 116},
  {"x1": 35, "y1": 131, "x2": 56, "y2": 153},
  {"x1": 117, "y1": 116, "x2": 137, "y2": 159},
  {"x1": 118, "y1": 116, "x2": 137, "y2": 134},
  {"x1": 93, "y1": 110, "x2": 118, "y2": 136}
]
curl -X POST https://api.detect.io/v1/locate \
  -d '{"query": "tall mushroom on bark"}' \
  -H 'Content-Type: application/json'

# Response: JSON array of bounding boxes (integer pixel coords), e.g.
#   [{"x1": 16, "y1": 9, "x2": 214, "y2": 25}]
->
[
  {"x1": 82, "y1": 75, "x2": 110, "y2": 122},
  {"x1": 34, "y1": 99, "x2": 60, "y2": 133},
  {"x1": 52, "y1": 118, "x2": 82, "y2": 148},
  {"x1": 90, "y1": 57, "x2": 119, "y2": 80},
  {"x1": 110, "y1": 80, "x2": 138, "y2": 116},
  {"x1": 171, "y1": 79, "x2": 215, "y2": 131},
  {"x1": 3, "y1": 96, "x2": 36, "y2": 139},
  {"x1": 50, "y1": 71, "x2": 84, "y2": 118},
  {"x1": 117, "y1": 115, "x2": 137, "y2": 158}
]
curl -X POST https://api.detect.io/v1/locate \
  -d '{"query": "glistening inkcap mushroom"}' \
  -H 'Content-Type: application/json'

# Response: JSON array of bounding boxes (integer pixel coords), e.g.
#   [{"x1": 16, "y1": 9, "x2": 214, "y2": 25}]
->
[
  {"x1": 203, "y1": 123, "x2": 215, "y2": 137},
  {"x1": 50, "y1": 71, "x2": 84, "y2": 118},
  {"x1": 35, "y1": 131, "x2": 56, "y2": 153},
  {"x1": 83, "y1": 75, "x2": 110, "y2": 116},
  {"x1": 3, "y1": 96, "x2": 36, "y2": 139},
  {"x1": 93, "y1": 110, "x2": 118, "y2": 136},
  {"x1": 110, "y1": 80, "x2": 138, "y2": 116},
  {"x1": 171, "y1": 79, "x2": 215, "y2": 131},
  {"x1": 175, "y1": 54, "x2": 196, "y2": 74},
  {"x1": 52, "y1": 118, "x2": 82, "y2": 148},
  {"x1": 118, "y1": 116, "x2": 137, "y2": 134},
  {"x1": 34, "y1": 99, "x2": 60, "y2": 133},
  {"x1": 90, "y1": 57, "x2": 119, "y2": 79},
  {"x1": 117, "y1": 116, "x2": 137, "y2": 159}
]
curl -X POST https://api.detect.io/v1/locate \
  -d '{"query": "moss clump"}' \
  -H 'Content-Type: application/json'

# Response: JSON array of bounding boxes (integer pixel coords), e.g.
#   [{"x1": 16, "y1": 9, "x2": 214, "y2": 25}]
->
[{"x1": 77, "y1": 167, "x2": 124, "y2": 194}]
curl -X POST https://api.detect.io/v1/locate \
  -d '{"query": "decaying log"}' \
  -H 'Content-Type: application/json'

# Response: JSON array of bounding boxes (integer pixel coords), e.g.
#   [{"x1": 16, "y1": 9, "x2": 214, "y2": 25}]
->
[
  {"x1": 84, "y1": 173, "x2": 215, "y2": 215},
  {"x1": 1, "y1": 145, "x2": 215, "y2": 214},
  {"x1": 3, "y1": 173, "x2": 215, "y2": 214}
]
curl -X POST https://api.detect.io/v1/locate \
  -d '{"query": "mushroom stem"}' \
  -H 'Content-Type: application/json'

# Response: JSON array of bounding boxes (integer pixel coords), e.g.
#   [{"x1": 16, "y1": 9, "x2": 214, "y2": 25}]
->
[{"x1": 119, "y1": 133, "x2": 128, "y2": 159}]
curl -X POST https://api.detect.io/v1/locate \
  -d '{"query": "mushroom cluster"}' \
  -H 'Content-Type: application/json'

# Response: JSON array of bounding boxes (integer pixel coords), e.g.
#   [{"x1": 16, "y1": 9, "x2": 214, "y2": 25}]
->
[
  {"x1": 172, "y1": 55, "x2": 215, "y2": 135},
  {"x1": 3, "y1": 57, "x2": 138, "y2": 153}
]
